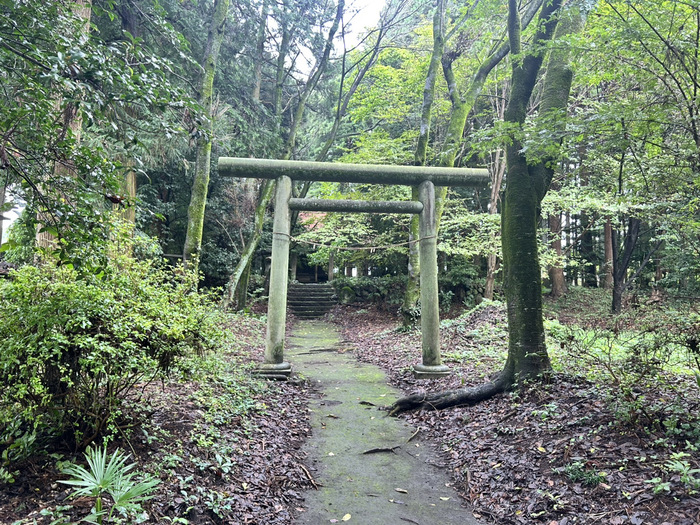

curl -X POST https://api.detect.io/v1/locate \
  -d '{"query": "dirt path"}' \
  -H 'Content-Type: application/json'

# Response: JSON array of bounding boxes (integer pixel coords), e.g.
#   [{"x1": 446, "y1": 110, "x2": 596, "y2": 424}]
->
[{"x1": 288, "y1": 320, "x2": 483, "y2": 525}]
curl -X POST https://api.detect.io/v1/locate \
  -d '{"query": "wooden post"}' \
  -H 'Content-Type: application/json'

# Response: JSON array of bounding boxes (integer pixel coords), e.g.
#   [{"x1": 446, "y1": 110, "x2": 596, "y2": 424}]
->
[
  {"x1": 414, "y1": 180, "x2": 450, "y2": 378},
  {"x1": 260, "y1": 176, "x2": 292, "y2": 378}
]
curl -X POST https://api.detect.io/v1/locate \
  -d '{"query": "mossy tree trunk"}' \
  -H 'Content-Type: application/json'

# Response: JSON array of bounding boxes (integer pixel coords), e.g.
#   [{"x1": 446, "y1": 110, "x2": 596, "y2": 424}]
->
[
  {"x1": 401, "y1": 0, "x2": 446, "y2": 329},
  {"x1": 392, "y1": 0, "x2": 568, "y2": 414},
  {"x1": 183, "y1": 0, "x2": 230, "y2": 267},
  {"x1": 223, "y1": 0, "x2": 345, "y2": 309},
  {"x1": 501, "y1": 0, "x2": 569, "y2": 384}
]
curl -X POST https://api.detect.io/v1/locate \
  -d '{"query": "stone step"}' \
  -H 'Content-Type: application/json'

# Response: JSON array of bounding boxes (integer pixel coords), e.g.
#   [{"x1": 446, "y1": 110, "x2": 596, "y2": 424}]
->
[
  {"x1": 287, "y1": 283, "x2": 337, "y2": 318},
  {"x1": 288, "y1": 292, "x2": 335, "y2": 300},
  {"x1": 288, "y1": 299, "x2": 336, "y2": 307}
]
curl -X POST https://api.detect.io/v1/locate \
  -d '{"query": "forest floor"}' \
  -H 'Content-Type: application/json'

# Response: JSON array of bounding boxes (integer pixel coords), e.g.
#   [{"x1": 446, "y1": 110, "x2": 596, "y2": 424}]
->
[
  {"x1": 332, "y1": 292, "x2": 700, "y2": 525},
  {"x1": 1, "y1": 290, "x2": 699, "y2": 524}
]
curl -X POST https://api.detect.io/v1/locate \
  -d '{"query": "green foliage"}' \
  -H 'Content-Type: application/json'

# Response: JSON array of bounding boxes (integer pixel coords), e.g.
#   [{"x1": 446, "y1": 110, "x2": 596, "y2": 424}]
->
[
  {"x1": 0, "y1": 0, "x2": 196, "y2": 268},
  {"x1": 330, "y1": 276, "x2": 408, "y2": 309},
  {"x1": 338, "y1": 285, "x2": 356, "y2": 304},
  {"x1": 297, "y1": 183, "x2": 412, "y2": 276},
  {"x1": 563, "y1": 461, "x2": 606, "y2": 487},
  {"x1": 1, "y1": 208, "x2": 36, "y2": 265},
  {"x1": 437, "y1": 201, "x2": 501, "y2": 260},
  {"x1": 0, "y1": 253, "x2": 222, "y2": 451},
  {"x1": 59, "y1": 445, "x2": 159, "y2": 524},
  {"x1": 439, "y1": 257, "x2": 483, "y2": 307},
  {"x1": 664, "y1": 452, "x2": 700, "y2": 494},
  {"x1": 339, "y1": 129, "x2": 417, "y2": 165},
  {"x1": 545, "y1": 295, "x2": 700, "y2": 445}
]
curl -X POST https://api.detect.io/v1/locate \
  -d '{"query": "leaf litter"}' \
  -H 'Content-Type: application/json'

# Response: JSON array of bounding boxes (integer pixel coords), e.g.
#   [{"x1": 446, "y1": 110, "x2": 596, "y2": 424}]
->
[{"x1": 335, "y1": 303, "x2": 700, "y2": 525}]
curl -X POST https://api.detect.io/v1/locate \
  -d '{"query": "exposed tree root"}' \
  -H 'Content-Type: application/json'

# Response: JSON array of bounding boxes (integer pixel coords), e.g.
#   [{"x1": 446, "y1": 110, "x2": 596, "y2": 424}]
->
[{"x1": 389, "y1": 376, "x2": 509, "y2": 416}]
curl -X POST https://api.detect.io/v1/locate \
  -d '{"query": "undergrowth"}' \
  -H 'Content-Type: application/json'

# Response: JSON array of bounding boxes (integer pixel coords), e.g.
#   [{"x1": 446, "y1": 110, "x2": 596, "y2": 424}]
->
[{"x1": 0, "y1": 254, "x2": 223, "y2": 456}]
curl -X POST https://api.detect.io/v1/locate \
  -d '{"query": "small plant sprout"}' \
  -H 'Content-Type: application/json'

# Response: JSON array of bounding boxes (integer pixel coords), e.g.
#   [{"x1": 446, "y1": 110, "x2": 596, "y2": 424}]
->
[{"x1": 59, "y1": 445, "x2": 159, "y2": 524}]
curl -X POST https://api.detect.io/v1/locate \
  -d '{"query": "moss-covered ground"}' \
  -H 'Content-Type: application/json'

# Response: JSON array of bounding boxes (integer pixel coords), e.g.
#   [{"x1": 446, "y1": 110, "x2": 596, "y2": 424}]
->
[{"x1": 288, "y1": 320, "x2": 483, "y2": 525}]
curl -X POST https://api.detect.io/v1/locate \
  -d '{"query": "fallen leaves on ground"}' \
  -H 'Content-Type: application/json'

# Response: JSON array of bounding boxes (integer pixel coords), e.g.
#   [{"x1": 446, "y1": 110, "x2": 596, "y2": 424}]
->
[{"x1": 335, "y1": 304, "x2": 700, "y2": 525}]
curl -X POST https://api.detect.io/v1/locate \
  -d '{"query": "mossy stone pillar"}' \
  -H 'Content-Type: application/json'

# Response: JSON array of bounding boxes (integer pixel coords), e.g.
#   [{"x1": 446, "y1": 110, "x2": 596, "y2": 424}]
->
[
  {"x1": 414, "y1": 180, "x2": 451, "y2": 378},
  {"x1": 261, "y1": 176, "x2": 292, "y2": 378}
]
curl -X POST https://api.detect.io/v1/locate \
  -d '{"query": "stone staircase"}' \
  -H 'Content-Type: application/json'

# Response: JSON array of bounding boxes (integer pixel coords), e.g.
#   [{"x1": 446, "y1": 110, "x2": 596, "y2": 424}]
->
[{"x1": 288, "y1": 282, "x2": 337, "y2": 319}]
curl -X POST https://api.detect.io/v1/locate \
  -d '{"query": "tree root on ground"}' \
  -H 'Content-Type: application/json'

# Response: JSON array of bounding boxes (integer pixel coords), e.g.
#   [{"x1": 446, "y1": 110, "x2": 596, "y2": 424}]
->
[{"x1": 389, "y1": 377, "x2": 508, "y2": 416}]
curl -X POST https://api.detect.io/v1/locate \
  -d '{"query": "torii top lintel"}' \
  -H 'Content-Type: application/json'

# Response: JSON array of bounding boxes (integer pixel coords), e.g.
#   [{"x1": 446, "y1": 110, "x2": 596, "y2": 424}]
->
[{"x1": 218, "y1": 157, "x2": 489, "y2": 187}]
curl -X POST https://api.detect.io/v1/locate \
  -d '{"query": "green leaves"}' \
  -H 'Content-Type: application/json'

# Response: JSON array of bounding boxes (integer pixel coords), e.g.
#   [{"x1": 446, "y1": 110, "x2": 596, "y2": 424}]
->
[
  {"x1": 0, "y1": 0, "x2": 198, "y2": 264},
  {"x1": 59, "y1": 445, "x2": 159, "y2": 523},
  {"x1": 0, "y1": 248, "x2": 222, "y2": 450}
]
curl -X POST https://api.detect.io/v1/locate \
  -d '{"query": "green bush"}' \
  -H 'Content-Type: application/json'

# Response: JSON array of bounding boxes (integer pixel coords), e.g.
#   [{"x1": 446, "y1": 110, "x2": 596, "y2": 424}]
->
[
  {"x1": 0, "y1": 257, "x2": 221, "y2": 451},
  {"x1": 439, "y1": 258, "x2": 483, "y2": 307},
  {"x1": 331, "y1": 275, "x2": 407, "y2": 308}
]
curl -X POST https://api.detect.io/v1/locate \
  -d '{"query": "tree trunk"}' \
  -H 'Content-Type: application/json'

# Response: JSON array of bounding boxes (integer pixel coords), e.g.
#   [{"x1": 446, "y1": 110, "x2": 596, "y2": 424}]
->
[
  {"x1": 223, "y1": 179, "x2": 275, "y2": 309},
  {"x1": 401, "y1": 0, "x2": 446, "y2": 329},
  {"x1": 117, "y1": 162, "x2": 137, "y2": 226},
  {"x1": 236, "y1": 261, "x2": 251, "y2": 309},
  {"x1": 401, "y1": 187, "x2": 422, "y2": 327},
  {"x1": 548, "y1": 213, "x2": 567, "y2": 297},
  {"x1": 603, "y1": 218, "x2": 614, "y2": 289},
  {"x1": 183, "y1": 0, "x2": 230, "y2": 267},
  {"x1": 252, "y1": 0, "x2": 269, "y2": 102},
  {"x1": 0, "y1": 182, "x2": 6, "y2": 243},
  {"x1": 484, "y1": 127, "x2": 507, "y2": 300},
  {"x1": 391, "y1": 0, "x2": 565, "y2": 414},
  {"x1": 290, "y1": 251, "x2": 298, "y2": 281},
  {"x1": 580, "y1": 211, "x2": 597, "y2": 287},
  {"x1": 273, "y1": 4, "x2": 290, "y2": 123},
  {"x1": 500, "y1": 0, "x2": 563, "y2": 384},
  {"x1": 611, "y1": 217, "x2": 641, "y2": 313}
]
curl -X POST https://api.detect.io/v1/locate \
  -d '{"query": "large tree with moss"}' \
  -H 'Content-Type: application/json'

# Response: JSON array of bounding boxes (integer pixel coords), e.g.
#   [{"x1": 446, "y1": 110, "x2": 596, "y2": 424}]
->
[
  {"x1": 391, "y1": 0, "x2": 574, "y2": 413},
  {"x1": 182, "y1": 0, "x2": 230, "y2": 266}
]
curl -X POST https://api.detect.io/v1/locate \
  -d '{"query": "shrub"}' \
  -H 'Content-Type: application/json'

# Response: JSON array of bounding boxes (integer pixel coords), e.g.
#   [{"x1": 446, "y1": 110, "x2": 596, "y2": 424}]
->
[
  {"x1": 0, "y1": 257, "x2": 221, "y2": 451},
  {"x1": 330, "y1": 275, "x2": 407, "y2": 308},
  {"x1": 439, "y1": 258, "x2": 483, "y2": 307}
]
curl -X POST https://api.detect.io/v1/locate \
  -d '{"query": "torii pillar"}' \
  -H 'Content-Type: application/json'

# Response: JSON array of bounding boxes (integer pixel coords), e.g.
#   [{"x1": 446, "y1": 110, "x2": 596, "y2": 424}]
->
[
  {"x1": 260, "y1": 175, "x2": 293, "y2": 378},
  {"x1": 413, "y1": 180, "x2": 451, "y2": 378}
]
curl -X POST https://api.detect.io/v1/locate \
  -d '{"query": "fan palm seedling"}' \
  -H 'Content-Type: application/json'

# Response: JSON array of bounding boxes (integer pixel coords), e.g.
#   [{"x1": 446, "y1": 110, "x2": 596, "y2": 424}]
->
[{"x1": 59, "y1": 445, "x2": 159, "y2": 524}]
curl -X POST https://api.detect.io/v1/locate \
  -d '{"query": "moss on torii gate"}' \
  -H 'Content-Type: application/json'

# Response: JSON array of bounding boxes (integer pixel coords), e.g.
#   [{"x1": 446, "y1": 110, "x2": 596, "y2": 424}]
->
[{"x1": 218, "y1": 157, "x2": 489, "y2": 379}]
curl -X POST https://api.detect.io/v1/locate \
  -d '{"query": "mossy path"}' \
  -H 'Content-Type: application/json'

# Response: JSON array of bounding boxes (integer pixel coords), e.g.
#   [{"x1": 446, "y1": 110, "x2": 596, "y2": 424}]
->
[{"x1": 288, "y1": 320, "x2": 483, "y2": 525}]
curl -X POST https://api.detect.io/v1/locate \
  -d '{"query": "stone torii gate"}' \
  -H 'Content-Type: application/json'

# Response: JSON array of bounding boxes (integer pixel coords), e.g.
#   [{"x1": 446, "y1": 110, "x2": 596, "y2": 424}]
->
[{"x1": 218, "y1": 157, "x2": 489, "y2": 379}]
